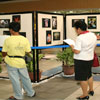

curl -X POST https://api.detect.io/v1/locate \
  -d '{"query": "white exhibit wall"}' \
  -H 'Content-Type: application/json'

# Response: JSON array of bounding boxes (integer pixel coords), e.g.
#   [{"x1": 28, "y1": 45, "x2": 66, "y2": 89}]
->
[
  {"x1": 38, "y1": 13, "x2": 64, "y2": 46},
  {"x1": 0, "y1": 13, "x2": 33, "y2": 46},
  {"x1": 66, "y1": 14, "x2": 100, "y2": 44}
]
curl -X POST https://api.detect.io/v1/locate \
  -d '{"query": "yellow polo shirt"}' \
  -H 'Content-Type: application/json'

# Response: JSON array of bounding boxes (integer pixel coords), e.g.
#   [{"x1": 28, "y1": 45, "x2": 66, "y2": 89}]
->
[{"x1": 2, "y1": 35, "x2": 31, "y2": 68}]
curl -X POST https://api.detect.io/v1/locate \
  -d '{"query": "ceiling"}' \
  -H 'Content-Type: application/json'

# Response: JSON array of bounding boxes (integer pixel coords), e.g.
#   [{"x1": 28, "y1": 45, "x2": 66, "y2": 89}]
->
[
  {"x1": 0, "y1": 0, "x2": 100, "y2": 13},
  {"x1": 0, "y1": 0, "x2": 40, "y2": 3}
]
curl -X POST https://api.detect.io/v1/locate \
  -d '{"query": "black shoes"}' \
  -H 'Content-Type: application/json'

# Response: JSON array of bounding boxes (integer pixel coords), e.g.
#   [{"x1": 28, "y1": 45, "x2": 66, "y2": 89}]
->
[
  {"x1": 76, "y1": 91, "x2": 94, "y2": 100},
  {"x1": 76, "y1": 96, "x2": 89, "y2": 100},
  {"x1": 88, "y1": 91, "x2": 94, "y2": 96}
]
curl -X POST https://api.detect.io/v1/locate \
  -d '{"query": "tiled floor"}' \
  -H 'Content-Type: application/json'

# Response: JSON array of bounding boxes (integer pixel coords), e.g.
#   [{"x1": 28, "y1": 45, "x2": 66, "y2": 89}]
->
[
  {"x1": 0, "y1": 74, "x2": 100, "y2": 100},
  {"x1": 64, "y1": 81, "x2": 100, "y2": 100},
  {"x1": 0, "y1": 76, "x2": 79, "y2": 100}
]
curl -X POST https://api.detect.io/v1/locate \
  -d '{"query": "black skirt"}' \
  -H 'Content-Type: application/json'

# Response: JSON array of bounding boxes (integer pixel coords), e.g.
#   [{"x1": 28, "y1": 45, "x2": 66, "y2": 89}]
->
[{"x1": 74, "y1": 59, "x2": 93, "y2": 81}]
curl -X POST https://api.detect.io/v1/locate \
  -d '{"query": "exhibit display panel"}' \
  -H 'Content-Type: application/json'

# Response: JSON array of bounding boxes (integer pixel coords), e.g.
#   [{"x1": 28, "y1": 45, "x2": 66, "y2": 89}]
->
[
  {"x1": 0, "y1": 12, "x2": 34, "y2": 46},
  {"x1": 66, "y1": 14, "x2": 100, "y2": 44},
  {"x1": 36, "y1": 12, "x2": 64, "y2": 46}
]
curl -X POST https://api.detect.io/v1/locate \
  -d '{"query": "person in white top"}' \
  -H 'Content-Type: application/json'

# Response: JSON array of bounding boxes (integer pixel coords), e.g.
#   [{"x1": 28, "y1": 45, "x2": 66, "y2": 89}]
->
[{"x1": 70, "y1": 21, "x2": 97, "y2": 100}]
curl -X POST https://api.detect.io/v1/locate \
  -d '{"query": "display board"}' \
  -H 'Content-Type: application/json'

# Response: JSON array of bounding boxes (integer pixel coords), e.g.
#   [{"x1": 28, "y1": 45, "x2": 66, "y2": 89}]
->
[
  {"x1": 37, "y1": 12, "x2": 64, "y2": 46},
  {"x1": 0, "y1": 12, "x2": 34, "y2": 46},
  {"x1": 66, "y1": 13, "x2": 100, "y2": 44}
]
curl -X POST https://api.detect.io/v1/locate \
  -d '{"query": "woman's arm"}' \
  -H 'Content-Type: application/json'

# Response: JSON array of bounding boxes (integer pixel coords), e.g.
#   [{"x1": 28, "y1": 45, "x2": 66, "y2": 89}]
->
[{"x1": 70, "y1": 45, "x2": 80, "y2": 54}]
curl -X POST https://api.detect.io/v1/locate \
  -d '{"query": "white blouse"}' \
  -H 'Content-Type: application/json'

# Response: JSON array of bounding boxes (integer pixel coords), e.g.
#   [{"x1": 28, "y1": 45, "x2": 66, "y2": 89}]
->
[{"x1": 74, "y1": 32, "x2": 97, "y2": 61}]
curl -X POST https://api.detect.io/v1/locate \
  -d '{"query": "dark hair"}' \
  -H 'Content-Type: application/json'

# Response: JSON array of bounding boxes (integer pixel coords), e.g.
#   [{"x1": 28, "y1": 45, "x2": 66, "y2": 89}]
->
[
  {"x1": 74, "y1": 21, "x2": 87, "y2": 31},
  {"x1": 9, "y1": 22, "x2": 20, "y2": 32}
]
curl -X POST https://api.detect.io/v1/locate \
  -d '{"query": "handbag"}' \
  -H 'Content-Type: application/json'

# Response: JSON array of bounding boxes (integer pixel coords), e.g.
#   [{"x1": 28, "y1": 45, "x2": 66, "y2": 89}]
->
[{"x1": 93, "y1": 52, "x2": 99, "y2": 67}]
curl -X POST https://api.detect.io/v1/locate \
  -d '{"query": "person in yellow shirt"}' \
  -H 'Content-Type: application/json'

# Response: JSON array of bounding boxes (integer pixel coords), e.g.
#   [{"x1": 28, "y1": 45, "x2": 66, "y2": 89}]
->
[{"x1": 2, "y1": 22, "x2": 36, "y2": 100}]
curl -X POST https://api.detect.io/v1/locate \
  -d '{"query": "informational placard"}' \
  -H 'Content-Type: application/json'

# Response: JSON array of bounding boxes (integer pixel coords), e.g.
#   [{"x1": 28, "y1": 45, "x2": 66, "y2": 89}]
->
[
  {"x1": 66, "y1": 14, "x2": 100, "y2": 44},
  {"x1": 0, "y1": 12, "x2": 34, "y2": 46},
  {"x1": 37, "y1": 12, "x2": 64, "y2": 46}
]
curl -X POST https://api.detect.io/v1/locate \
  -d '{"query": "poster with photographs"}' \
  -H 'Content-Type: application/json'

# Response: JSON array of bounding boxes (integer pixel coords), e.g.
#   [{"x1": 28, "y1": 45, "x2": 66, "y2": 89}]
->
[
  {"x1": 0, "y1": 19, "x2": 10, "y2": 28},
  {"x1": 12, "y1": 15, "x2": 21, "y2": 23},
  {"x1": 93, "y1": 32, "x2": 100, "y2": 40},
  {"x1": 52, "y1": 16, "x2": 57, "y2": 29},
  {"x1": 88, "y1": 16, "x2": 96, "y2": 29},
  {"x1": 46, "y1": 30, "x2": 52, "y2": 44},
  {"x1": 53, "y1": 32, "x2": 60, "y2": 40},
  {"x1": 42, "y1": 18, "x2": 51, "y2": 28},
  {"x1": 72, "y1": 19, "x2": 85, "y2": 27}
]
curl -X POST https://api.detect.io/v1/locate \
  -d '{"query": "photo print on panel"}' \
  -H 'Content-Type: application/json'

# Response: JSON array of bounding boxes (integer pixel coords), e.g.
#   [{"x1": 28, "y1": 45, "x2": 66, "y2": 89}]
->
[
  {"x1": 88, "y1": 16, "x2": 97, "y2": 29},
  {"x1": 3, "y1": 31, "x2": 10, "y2": 35},
  {"x1": 93, "y1": 32, "x2": 100, "y2": 40},
  {"x1": 3, "y1": 31, "x2": 26, "y2": 37},
  {"x1": 46, "y1": 30, "x2": 52, "y2": 44},
  {"x1": 72, "y1": 19, "x2": 85, "y2": 27},
  {"x1": 52, "y1": 16, "x2": 57, "y2": 29},
  {"x1": 19, "y1": 32, "x2": 26, "y2": 37},
  {"x1": 42, "y1": 18, "x2": 51, "y2": 28},
  {"x1": 53, "y1": 32, "x2": 60, "y2": 41},
  {"x1": 12, "y1": 15, "x2": 21, "y2": 23},
  {"x1": 0, "y1": 19, "x2": 10, "y2": 28}
]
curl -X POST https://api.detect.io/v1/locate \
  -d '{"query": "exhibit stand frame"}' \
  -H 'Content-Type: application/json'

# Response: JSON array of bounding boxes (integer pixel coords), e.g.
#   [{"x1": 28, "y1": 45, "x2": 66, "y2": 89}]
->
[
  {"x1": 36, "y1": 11, "x2": 65, "y2": 82},
  {"x1": 0, "y1": 11, "x2": 36, "y2": 82},
  {"x1": 1, "y1": 11, "x2": 100, "y2": 82},
  {"x1": 0, "y1": 11, "x2": 66, "y2": 82},
  {"x1": 35, "y1": 12, "x2": 100, "y2": 82}
]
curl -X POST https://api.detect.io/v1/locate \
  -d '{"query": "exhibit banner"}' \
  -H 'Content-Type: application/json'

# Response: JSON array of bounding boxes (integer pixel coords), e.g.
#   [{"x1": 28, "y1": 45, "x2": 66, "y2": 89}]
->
[
  {"x1": 36, "y1": 12, "x2": 64, "y2": 46},
  {"x1": 66, "y1": 13, "x2": 100, "y2": 44},
  {"x1": 0, "y1": 12, "x2": 34, "y2": 46}
]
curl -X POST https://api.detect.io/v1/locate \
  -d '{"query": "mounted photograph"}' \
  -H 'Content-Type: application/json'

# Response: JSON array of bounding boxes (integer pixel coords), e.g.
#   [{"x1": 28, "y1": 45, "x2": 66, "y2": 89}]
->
[
  {"x1": 72, "y1": 19, "x2": 85, "y2": 27},
  {"x1": 46, "y1": 30, "x2": 52, "y2": 44},
  {"x1": 88, "y1": 16, "x2": 97, "y2": 29},
  {"x1": 12, "y1": 15, "x2": 21, "y2": 23},
  {"x1": 0, "y1": 19, "x2": 10, "y2": 28},
  {"x1": 42, "y1": 18, "x2": 51, "y2": 28},
  {"x1": 52, "y1": 16, "x2": 57, "y2": 29},
  {"x1": 53, "y1": 32, "x2": 60, "y2": 40},
  {"x1": 94, "y1": 32, "x2": 100, "y2": 40}
]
